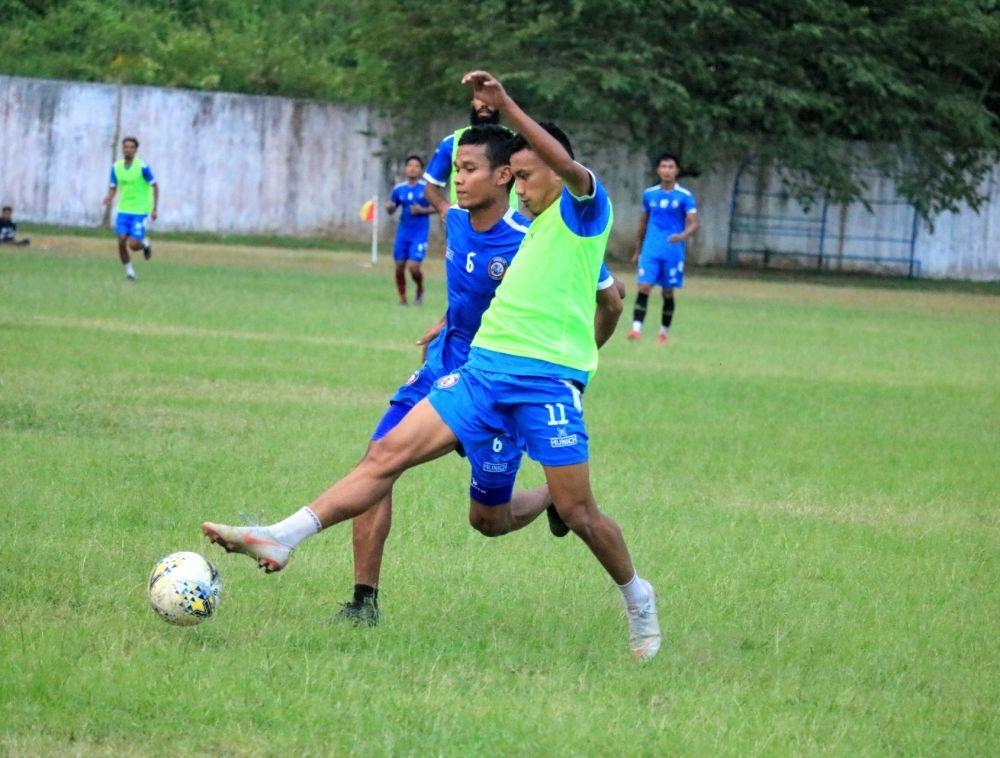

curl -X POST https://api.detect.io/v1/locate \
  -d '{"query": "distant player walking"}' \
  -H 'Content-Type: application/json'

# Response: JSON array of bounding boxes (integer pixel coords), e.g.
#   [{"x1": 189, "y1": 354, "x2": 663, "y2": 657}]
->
[
  {"x1": 102, "y1": 137, "x2": 158, "y2": 281},
  {"x1": 386, "y1": 155, "x2": 435, "y2": 305},
  {"x1": 629, "y1": 153, "x2": 698, "y2": 343}
]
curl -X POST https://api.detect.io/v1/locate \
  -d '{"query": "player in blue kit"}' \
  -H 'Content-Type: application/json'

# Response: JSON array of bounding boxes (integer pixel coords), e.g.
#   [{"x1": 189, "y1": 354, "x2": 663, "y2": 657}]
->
[
  {"x1": 422, "y1": 95, "x2": 514, "y2": 219},
  {"x1": 335, "y1": 125, "x2": 622, "y2": 625},
  {"x1": 628, "y1": 153, "x2": 699, "y2": 344},
  {"x1": 386, "y1": 155, "x2": 435, "y2": 305},
  {"x1": 200, "y1": 74, "x2": 657, "y2": 660}
]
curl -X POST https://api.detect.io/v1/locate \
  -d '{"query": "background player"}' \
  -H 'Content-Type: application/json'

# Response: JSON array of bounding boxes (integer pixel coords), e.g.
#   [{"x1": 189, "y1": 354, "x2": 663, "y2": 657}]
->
[
  {"x1": 628, "y1": 153, "x2": 698, "y2": 344},
  {"x1": 386, "y1": 155, "x2": 435, "y2": 305},
  {"x1": 422, "y1": 96, "x2": 515, "y2": 219},
  {"x1": 201, "y1": 72, "x2": 660, "y2": 661},
  {"x1": 101, "y1": 136, "x2": 158, "y2": 281},
  {"x1": 0, "y1": 206, "x2": 30, "y2": 246}
]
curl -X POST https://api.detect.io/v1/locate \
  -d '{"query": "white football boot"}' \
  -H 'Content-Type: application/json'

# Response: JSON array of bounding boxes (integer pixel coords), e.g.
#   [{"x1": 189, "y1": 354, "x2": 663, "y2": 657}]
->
[
  {"x1": 201, "y1": 521, "x2": 292, "y2": 573},
  {"x1": 625, "y1": 579, "x2": 661, "y2": 661}
]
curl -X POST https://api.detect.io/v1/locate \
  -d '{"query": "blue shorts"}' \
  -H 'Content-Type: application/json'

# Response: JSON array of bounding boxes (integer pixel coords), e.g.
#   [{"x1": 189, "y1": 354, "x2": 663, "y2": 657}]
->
[
  {"x1": 638, "y1": 254, "x2": 684, "y2": 289},
  {"x1": 371, "y1": 363, "x2": 522, "y2": 506},
  {"x1": 428, "y1": 366, "x2": 589, "y2": 469},
  {"x1": 393, "y1": 237, "x2": 428, "y2": 263},
  {"x1": 115, "y1": 212, "x2": 148, "y2": 240}
]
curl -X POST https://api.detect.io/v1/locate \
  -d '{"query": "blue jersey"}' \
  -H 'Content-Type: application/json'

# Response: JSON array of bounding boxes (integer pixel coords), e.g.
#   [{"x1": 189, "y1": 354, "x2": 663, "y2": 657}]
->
[
  {"x1": 429, "y1": 206, "x2": 531, "y2": 372},
  {"x1": 427, "y1": 205, "x2": 613, "y2": 376},
  {"x1": 390, "y1": 181, "x2": 431, "y2": 241},
  {"x1": 640, "y1": 184, "x2": 696, "y2": 259},
  {"x1": 423, "y1": 134, "x2": 455, "y2": 189}
]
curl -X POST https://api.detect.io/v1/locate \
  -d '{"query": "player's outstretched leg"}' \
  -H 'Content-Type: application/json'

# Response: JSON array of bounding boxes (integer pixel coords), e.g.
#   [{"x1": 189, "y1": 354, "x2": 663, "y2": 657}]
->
[
  {"x1": 544, "y1": 462, "x2": 661, "y2": 661},
  {"x1": 202, "y1": 399, "x2": 457, "y2": 571}
]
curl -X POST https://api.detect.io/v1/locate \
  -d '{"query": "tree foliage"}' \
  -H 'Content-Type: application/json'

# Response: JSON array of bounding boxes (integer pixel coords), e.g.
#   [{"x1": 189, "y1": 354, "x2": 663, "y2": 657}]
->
[{"x1": 1, "y1": 0, "x2": 996, "y2": 217}]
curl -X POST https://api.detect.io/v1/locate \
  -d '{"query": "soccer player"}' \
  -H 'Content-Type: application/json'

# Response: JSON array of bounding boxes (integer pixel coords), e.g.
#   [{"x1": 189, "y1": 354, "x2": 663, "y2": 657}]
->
[
  {"x1": 336, "y1": 126, "x2": 623, "y2": 626},
  {"x1": 201, "y1": 72, "x2": 660, "y2": 661},
  {"x1": 422, "y1": 96, "x2": 514, "y2": 218},
  {"x1": 101, "y1": 136, "x2": 158, "y2": 281},
  {"x1": 0, "y1": 206, "x2": 30, "y2": 246},
  {"x1": 386, "y1": 155, "x2": 436, "y2": 305},
  {"x1": 628, "y1": 153, "x2": 698, "y2": 344}
]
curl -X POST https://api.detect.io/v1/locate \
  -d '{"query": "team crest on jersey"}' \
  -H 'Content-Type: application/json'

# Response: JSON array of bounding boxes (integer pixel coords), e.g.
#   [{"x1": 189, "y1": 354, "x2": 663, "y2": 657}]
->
[
  {"x1": 405, "y1": 369, "x2": 420, "y2": 386},
  {"x1": 660, "y1": 199, "x2": 668, "y2": 208},
  {"x1": 487, "y1": 256, "x2": 508, "y2": 281},
  {"x1": 435, "y1": 372, "x2": 460, "y2": 389}
]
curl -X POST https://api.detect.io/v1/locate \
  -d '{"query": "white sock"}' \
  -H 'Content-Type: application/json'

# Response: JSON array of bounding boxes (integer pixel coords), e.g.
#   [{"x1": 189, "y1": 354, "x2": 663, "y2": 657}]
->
[
  {"x1": 124, "y1": 262, "x2": 136, "y2": 277},
  {"x1": 141, "y1": 238, "x2": 150, "y2": 250},
  {"x1": 269, "y1": 506, "x2": 321, "y2": 547},
  {"x1": 617, "y1": 572, "x2": 649, "y2": 608},
  {"x1": 631, "y1": 320, "x2": 643, "y2": 333},
  {"x1": 659, "y1": 325, "x2": 669, "y2": 337}
]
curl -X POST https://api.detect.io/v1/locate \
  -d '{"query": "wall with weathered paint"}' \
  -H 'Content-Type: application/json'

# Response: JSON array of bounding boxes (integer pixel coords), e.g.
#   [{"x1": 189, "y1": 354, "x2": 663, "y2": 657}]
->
[{"x1": 1, "y1": 75, "x2": 997, "y2": 279}]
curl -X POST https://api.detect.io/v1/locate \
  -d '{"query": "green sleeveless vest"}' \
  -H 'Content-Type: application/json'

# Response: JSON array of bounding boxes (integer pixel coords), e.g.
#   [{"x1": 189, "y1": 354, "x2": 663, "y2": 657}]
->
[{"x1": 113, "y1": 159, "x2": 154, "y2": 215}]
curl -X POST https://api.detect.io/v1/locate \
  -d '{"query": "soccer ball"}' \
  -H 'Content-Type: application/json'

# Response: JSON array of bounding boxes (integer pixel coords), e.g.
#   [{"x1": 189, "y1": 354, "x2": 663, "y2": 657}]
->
[{"x1": 148, "y1": 551, "x2": 222, "y2": 626}]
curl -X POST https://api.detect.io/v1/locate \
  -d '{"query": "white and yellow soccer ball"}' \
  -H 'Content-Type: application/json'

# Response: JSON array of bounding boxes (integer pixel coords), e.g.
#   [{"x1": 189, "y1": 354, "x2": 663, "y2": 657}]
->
[{"x1": 148, "y1": 551, "x2": 222, "y2": 626}]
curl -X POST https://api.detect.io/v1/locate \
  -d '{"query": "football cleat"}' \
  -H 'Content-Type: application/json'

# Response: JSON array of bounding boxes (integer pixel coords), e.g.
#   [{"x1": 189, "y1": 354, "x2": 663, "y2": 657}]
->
[
  {"x1": 625, "y1": 579, "x2": 661, "y2": 661},
  {"x1": 627, "y1": 330, "x2": 641, "y2": 341},
  {"x1": 143, "y1": 243, "x2": 153, "y2": 260},
  {"x1": 545, "y1": 503, "x2": 570, "y2": 537},
  {"x1": 333, "y1": 596, "x2": 380, "y2": 627},
  {"x1": 657, "y1": 333, "x2": 669, "y2": 345},
  {"x1": 200, "y1": 521, "x2": 292, "y2": 573}
]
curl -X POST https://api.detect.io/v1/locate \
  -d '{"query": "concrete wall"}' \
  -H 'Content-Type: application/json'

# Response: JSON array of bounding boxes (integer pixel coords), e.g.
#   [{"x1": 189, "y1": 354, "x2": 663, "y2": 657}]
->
[{"x1": 1, "y1": 75, "x2": 997, "y2": 280}]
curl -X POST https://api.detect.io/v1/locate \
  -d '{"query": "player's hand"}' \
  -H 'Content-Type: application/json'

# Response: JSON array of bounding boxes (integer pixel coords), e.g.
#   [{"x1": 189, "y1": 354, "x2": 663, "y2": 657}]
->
[
  {"x1": 151, "y1": 209, "x2": 158, "y2": 221},
  {"x1": 385, "y1": 201, "x2": 396, "y2": 212},
  {"x1": 460, "y1": 71, "x2": 509, "y2": 111},
  {"x1": 101, "y1": 196, "x2": 111, "y2": 207},
  {"x1": 416, "y1": 321, "x2": 444, "y2": 362},
  {"x1": 416, "y1": 322, "x2": 444, "y2": 347},
  {"x1": 668, "y1": 233, "x2": 683, "y2": 243}
]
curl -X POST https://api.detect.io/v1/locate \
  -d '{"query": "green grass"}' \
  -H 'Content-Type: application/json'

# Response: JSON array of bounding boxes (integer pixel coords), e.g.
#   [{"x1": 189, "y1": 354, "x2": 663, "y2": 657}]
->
[{"x1": 1, "y1": 236, "x2": 997, "y2": 755}]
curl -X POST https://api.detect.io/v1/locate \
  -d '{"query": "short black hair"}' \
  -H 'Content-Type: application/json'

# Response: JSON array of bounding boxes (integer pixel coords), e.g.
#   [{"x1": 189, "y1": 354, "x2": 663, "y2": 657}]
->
[
  {"x1": 457, "y1": 124, "x2": 514, "y2": 170},
  {"x1": 656, "y1": 152, "x2": 680, "y2": 168},
  {"x1": 2, "y1": 206, "x2": 11, "y2": 212},
  {"x1": 123, "y1": 136, "x2": 139, "y2": 148},
  {"x1": 508, "y1": 122, "x2": 574, "y2": 161},
  {"x1": 404, "y1": 154, "x2": 424, "y2": 168}
]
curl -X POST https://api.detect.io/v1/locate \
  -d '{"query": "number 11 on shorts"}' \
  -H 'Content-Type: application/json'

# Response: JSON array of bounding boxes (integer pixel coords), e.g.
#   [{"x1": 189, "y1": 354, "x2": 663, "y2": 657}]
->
[{"x1": 545, "y1": 403, "x2": 568, "y2": 426}]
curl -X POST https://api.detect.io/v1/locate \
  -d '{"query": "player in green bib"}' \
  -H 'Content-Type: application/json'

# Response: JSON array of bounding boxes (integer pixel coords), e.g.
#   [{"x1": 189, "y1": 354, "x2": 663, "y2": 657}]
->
[
  {"x1": 102, "y1": 136, "x2": 158, "y2": 281},
  {"x1": 423, "y1": 96, "x2": 519, "y2": 218},
  {"x1": 201, "y1": 72, "x2": 660, "y2": 661}
]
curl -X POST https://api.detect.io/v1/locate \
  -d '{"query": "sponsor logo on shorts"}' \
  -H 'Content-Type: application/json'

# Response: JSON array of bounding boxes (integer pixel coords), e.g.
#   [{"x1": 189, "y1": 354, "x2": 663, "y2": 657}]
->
[
  {"x1": 550, "y1": 434, "x2": 578, "y2": 448},
  {"x1": 482, "y1": 461, "x2": 508, "y2": 473},
  {"x1": 405, "y1": 370, "x2": 420, "y2": 386},
  {"x1": 487, "y1": 256, "x2": 508, "y2": 281},
  {"x1": 434, "y1": 372, "x2": 460, "y2": 389}
]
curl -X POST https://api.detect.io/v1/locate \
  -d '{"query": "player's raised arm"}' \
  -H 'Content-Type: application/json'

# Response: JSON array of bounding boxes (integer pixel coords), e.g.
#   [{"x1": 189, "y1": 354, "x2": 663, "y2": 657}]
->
[{"x1": 460, "y1": 70, "x2": 592, "y2": 198}]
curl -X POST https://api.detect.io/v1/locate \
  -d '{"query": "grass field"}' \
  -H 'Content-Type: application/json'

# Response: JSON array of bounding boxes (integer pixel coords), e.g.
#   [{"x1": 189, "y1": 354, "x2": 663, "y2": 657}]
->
[{"x1": 1, "y1": 236, "x2": 997, "y2": 755}]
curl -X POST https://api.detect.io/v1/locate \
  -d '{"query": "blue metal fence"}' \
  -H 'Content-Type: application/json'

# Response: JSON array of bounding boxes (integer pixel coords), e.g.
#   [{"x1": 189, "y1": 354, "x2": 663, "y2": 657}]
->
[{"x1": 726, "y1": 159, "x2": 921, "y2": 277}]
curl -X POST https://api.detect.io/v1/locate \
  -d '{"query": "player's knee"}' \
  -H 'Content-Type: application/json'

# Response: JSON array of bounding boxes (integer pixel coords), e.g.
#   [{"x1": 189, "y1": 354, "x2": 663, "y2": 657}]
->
[
  {"x1": 362, "y1": 438, "x2": 408, "y2": 478},
  {"x1": 469, "y1": 508, "x2": 509, "y2": 537},
  {"x1": 555, "y1": 500, "x2": 596, "y2": 536},
  {"x1": 637, "y1": 283, "x2": 652, "y2": 295}
]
